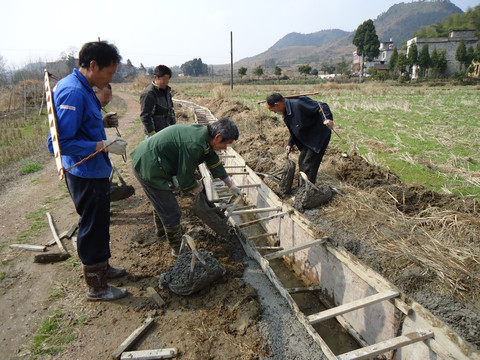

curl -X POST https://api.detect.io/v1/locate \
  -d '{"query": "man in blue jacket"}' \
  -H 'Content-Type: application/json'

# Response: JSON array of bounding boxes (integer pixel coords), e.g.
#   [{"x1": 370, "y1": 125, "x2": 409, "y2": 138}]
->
[
  {"x1": 266, "y1": 93, "x2": 334, "y2": 185},
  {"x1": 46, "y1": 41, "x2": 128, "y2": 301}
]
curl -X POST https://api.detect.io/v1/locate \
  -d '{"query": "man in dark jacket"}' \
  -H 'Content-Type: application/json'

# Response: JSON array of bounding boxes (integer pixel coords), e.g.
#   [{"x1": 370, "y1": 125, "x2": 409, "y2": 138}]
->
[
  {"x1": 140, "y1": 65, "x2": 176, "y2": 138},
  {"x1": 266, "y1": 93, "x2": 334, "y2": 184}
]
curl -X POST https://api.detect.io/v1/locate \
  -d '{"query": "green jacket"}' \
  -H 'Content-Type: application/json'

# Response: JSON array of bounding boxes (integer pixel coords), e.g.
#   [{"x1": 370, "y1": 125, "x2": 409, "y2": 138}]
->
[{"x1": 131, "y1": 124, "x2": 227, "y2": 191}]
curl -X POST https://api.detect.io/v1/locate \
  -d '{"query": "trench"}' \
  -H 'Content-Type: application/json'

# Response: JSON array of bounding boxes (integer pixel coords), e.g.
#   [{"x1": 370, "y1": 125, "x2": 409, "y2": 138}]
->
[{"x1": 235, "y1": 209, "x2": 360, "y2": 355}]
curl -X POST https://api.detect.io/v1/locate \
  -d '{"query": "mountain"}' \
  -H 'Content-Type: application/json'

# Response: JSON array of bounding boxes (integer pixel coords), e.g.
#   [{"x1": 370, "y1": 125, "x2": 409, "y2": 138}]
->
[{"x1": 234, "y1": 0, "x2": 463, "y2": 70}]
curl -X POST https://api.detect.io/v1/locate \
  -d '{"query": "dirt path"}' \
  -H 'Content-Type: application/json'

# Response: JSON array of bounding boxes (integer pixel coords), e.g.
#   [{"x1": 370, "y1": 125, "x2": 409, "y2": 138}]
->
[{"x1": 0, "y1": 92, "x2": 325, "y2": 359}]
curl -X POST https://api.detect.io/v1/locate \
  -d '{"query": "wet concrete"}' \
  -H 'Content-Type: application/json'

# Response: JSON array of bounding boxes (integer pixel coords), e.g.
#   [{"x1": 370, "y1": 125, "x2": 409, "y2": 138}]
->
[{"x1": 159, "y1": 249, "x2": 226, "y2": 296}]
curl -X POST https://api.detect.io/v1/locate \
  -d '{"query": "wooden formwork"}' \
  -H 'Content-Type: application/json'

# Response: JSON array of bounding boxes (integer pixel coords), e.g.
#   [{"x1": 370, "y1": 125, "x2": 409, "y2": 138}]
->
[{"x1": 175, "y1": 99, "x2": 480, "y2": 360}]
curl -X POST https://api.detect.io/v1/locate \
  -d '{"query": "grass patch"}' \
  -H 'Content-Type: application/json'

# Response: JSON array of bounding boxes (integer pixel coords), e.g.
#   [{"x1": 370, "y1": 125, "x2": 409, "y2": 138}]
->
[
  {"x1": 0, "y1": 272, "x2": 5, "y2": 281},
  {"x1": 22, "y1": 161, "x2": 43, "y2": 174},
  {"x1": 30, "y1": 310, "x2": 86, "y2": 358}
]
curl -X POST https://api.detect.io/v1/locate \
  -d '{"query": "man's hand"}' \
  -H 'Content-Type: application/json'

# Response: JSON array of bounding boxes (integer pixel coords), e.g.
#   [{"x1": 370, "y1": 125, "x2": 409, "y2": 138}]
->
[
  {"x1": 103, "y1": 136, "x2": 127, "y2": 155},
  {"x1": 323, "y1": 119, "x2": 334, "y2": 130},
  {"x1": 191, "y1": 180, "x2": 204, "y2": 195},
  {"x1": 102, "y1": 112, "x2": 119, "y2": 128},
  {"x1": 229, "y1": 185, "x2": 242, "y2": 197}
]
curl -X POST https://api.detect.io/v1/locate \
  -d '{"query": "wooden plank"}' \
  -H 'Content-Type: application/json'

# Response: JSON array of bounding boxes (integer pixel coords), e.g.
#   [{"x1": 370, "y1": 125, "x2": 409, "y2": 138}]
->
[
  {"x1": 120, "y1": 348, "x2": 178, "y2": 359},
  {"x1": 247, "y1": 232, "x2": 277, "y2": 241},
  {"x1": 10, "y1": 244, "x2": 46, "y2": 252},
  {"x1": 238, "y1": 211, "x2": 291, "y2": 228},
  {"x1": 146, "y1": 287, "x2": 165, "y2": 307},
  {"x1": 45, "y1": 230, "x2": 68, "y2": 247},
  {"x1": 34, "y1": 252, "x2": 71, "y2": 263},
  {"x1": 45, "y1": 212, "x2": 69, "y2": 254},
  {"x1": 337, "y1": 330, "x2": 434, "y2": 360},
  {"x1": 255, "y1": 246, "x2": 283, "y2": 251},
  {"x1": 112, "y1": 316, "x2": 155, "y2": 360},
  {"x1": 232, "y1": 206, "x2": 282, "y2": 215},
  {"x1": 286, "y1": 286, "x2": 322, "y2": 294},
  {"x1": 66, "y1": 223, "x2": 78, "y2": 238},
  {"x1": 237, "y1": 183, "x2": 261, "y2": 189},
  {"x1": 307, "y1": 290, "x2": 399, "y2": 325},
  {"x1": 264, "y1": 237, "x2": 328, "y2": 260}
]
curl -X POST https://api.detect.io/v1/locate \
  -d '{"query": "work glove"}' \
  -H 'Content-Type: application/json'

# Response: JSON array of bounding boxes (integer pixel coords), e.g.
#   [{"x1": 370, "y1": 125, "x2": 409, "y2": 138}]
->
[
  {"x1": 229, "y1": 185, "x2": 242, "y2": 197},
  {"x1": 102, "y1": 112, "x2": 119, "y2": 128},
  {"x1": 103, "y1": 136, "x2": 127, "y2": 155},
  {"x1": 190, "y1": 180, "x2": 204, "y2": 195}
]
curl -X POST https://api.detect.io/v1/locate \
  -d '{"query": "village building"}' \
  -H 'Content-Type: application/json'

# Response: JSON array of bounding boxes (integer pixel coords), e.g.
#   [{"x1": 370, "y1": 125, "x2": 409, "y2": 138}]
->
[{"x1": 407, "y1": 29, "x2": 478, "y2": 78}]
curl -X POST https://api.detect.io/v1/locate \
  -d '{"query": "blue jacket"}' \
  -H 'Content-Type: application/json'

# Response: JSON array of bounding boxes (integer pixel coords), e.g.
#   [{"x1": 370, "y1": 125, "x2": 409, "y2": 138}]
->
[
  {"x1": 283, "y1": 97, "x2": 332, "y2": 154},
  {"x1": 46, "y1": 69, "x2": 111, "y2": 178}
]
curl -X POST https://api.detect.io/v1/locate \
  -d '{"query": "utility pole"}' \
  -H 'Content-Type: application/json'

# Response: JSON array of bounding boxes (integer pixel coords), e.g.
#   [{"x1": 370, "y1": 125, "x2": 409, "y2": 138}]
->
[{"x1": 230, "y1": 31, "x2": 233, "y2": 90}]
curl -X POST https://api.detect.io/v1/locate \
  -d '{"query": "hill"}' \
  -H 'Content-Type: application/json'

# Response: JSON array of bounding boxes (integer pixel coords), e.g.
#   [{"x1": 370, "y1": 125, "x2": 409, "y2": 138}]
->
[{"x1": 234, "y1": 0, "x2": 463, "y2": 70}]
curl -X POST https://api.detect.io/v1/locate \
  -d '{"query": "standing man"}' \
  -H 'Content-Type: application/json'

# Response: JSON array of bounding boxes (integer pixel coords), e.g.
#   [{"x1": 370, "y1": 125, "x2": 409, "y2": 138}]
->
[
  {"x1": 95, "y1": 84, "x2": 119, "y2": 128},
  {"x1": 130, "y1": 118, "x2": 242, "y2": 256},
  {"x1": 46, "y1": 41, "x2": 128, "y2": 301},
  {"x1": 266, "y1": 93, "x2": 334, "y2": 185},
  {"x1": 140, "y1": 64, "x2": 176, "y2": 138}
]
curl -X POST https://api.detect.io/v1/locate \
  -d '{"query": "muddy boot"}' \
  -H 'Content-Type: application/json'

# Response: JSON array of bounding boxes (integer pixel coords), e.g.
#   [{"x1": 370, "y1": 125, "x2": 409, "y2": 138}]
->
[
  {"x1": 106, "y1": 261, "x2": 126, "y2": 279},
  {"x1": 165, "y1": 225, "x2": 182, "y2": 257},
  {"x1": 153, "y1": 210, "x2": 166, "y2": 238},
  {"x1": 83, "y1": 261, "x2": 128, "y2": 301}
]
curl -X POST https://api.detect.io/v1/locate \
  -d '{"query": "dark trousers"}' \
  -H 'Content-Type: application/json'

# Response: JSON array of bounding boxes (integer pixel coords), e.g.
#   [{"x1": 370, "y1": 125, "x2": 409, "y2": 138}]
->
[
  {"x1": 65, "y1": 173, "x2": 111, "y2": 265},
  {"x1": 298, "y1": 133, "x2": 331, "y2": 184},
  {"x1": 132, "y1": 168, "x2": 182, "y2": 229}
]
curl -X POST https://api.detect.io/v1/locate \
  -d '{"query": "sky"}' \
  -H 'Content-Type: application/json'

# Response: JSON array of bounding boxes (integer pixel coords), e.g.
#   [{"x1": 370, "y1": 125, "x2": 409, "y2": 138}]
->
[{"x1": 1, "y1": 0, "x2": 479, "y2": 69}]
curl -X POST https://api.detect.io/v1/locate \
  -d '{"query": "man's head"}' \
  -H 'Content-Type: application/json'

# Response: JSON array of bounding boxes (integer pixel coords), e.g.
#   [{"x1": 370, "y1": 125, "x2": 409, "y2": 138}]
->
[
  {"x1": 207, "y1": 118, "x2": 239, "y2": 151},
  {"x1": 95, "y1": 84, "x2": 112, "y2": 107},
  {"x1": 266, "y1": 93, "x2": 286, "y2": 114},
  {"x1": 153, "y1": 65, "x2": 172, "y2": 89},
  {"x1": 78, "y1": 41, "x2": 122, "y2": 89}
]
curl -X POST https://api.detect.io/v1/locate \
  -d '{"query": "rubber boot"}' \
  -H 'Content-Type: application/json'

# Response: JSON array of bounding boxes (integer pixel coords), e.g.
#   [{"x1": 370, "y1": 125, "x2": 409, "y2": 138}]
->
[
  {"x1": 106, "y1": 261, "x2": 126, "y2": 279},
  {"x1": 83, "y1": 261, "x2": 128, "y2": 301},
  {"x1": 153, "y1": 210, "x2": 166, "y2": 238},
  {"x1": 165, "y1": 225, "x2": 182, "y2": 257}
]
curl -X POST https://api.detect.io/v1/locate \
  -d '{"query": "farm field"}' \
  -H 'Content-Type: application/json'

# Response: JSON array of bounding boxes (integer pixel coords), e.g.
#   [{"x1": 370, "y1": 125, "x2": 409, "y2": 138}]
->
[{"x1": 0, "y1": 81, "x2": 479, "y2": 359}]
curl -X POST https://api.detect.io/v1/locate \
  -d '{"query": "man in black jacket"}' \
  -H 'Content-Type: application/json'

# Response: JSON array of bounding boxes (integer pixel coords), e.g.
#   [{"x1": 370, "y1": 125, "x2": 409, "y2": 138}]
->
[
  {"x1": 266, "y1": 92, "x2": 334, "y2": 184},
  {"x1": 140, "y1": 65, "x2": 176, "y2": 138}
]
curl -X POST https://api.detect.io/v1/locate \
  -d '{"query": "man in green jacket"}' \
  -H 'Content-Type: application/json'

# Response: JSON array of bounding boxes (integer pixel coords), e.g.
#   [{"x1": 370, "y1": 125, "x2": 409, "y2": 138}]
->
[{"x1": 131, "y1": 118, "x2": 241, "y2": 255}]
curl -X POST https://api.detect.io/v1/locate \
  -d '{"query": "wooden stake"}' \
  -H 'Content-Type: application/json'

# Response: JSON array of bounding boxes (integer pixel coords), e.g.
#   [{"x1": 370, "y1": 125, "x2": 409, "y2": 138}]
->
[
  {"x1": 10, "y1": 244, "x2": 46, "y2": 252},
  {"x1": 46, "y1": 212, "x2": 69, "y2": 254},
  {"x1": 120, "y1": 348, "x2": 178, "y2": 359},
  {"x1": 34, "y1": 252, "x2": 71, "y2": 263},
  {"x1": 146, "y1": 287, "x2": 165, "y2": 307},
  {"x1": 111, "y1": 316, "x2": 155, "y2": 360}
]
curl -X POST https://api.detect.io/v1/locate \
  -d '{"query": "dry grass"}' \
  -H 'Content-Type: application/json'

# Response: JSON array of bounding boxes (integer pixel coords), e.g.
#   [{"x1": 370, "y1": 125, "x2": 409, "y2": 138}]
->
[{"x1": 322, "y1": 185, "x2": 480, "y2": 306}]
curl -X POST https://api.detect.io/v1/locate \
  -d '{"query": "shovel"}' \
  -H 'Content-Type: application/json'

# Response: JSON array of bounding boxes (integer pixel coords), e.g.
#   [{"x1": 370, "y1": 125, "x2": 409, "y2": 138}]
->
[
  {"x1": 109, "y1": 164, "x2": 135, "y2": 202},
  {"x1": 255, "y1": 152, "x2": 296, "y2": 194}
]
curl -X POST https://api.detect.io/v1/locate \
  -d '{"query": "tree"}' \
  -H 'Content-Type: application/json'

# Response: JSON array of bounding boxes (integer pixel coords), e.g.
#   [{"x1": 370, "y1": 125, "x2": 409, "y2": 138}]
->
[
  {"x1": 253, "y1": 65, "x2": 263, "y2": 79},
  {"x1": 238, "y1": 66, "x2": 247, "y2": 79},
  {"x1": 352, "y1": 19, "x2": 380, "y2": 75},
  {"x1": 431, "y1": 48, "x2": 447, "y2": 77},
  {"x1": 465, "y1": 46, "x2": 475, "y2": 69},
  {"x1": 335, "y1": 59, "x2": 350, "y2": 76},
  {"x1": 274, "y1": 65, "x2": 282, "y2": 77},
  {"x1": 396, "y1": 53, "x2": 409, "y2": 78},
  {"x1": 298, "y1": 64, "x2": 312, "y2": 79},
  {"x1": 0, "y1": 55, "x2": 7, "y2": 87},
  {"x1": 455, "y1": 39, "x2": 467, "y2": 71},
  {"x1": 320, "y1": 63, "x2": 335, "y2": 74},
  {"x1": 389, "y1": 46, "x2": 398, "y2": 72},
  {"x1": 311, "y1": 69, "x2": 318, "y2": 76},
  {"x1": 407, "y1": 43, "x2": 418, "y2": 75},
  {"x1": 181, "y1": 58, "x2": 208, "y2": 77},
  {"x1": 418, "y1": 44, "x2": 431, "y2": 78}
]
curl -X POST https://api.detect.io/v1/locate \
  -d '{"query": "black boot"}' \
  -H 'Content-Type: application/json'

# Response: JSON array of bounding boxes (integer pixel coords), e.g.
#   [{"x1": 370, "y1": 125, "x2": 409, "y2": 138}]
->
[
  {"x1": 165, "y1": 225, "x2": 182, "y2": 256},
  {"x1": 153, "y1": 210, "x2": 166, "y2": 238},
  {"x1": 106, "y1": 261, "x2": 126, "y2": 279},
  {"x1": 83, "y1": 261, "x2": 128, "y2": 301}
]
